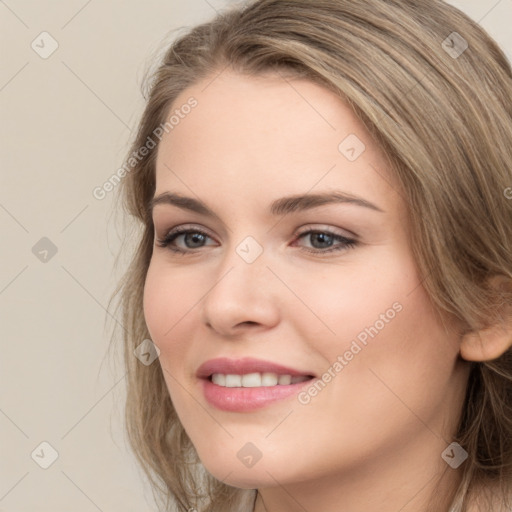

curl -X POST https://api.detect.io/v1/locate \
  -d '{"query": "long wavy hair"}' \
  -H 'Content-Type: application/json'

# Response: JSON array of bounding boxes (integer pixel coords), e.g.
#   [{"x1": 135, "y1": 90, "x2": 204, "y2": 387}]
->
[{"x1": 108, "y1": 0, "x2": 512, "y2": 510}]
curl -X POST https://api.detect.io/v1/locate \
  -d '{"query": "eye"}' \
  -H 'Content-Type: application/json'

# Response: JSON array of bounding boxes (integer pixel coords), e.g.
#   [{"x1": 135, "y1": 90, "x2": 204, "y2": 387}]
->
[
  {"x1": 155, "y1": 226, "x2": 217, "y2": 254},
  {"x1": 155, "y1": 225, "x2": 358, "y2": 256},
  {"x1": 292, "y1": 228, "x2": 357, "y2": 254}
]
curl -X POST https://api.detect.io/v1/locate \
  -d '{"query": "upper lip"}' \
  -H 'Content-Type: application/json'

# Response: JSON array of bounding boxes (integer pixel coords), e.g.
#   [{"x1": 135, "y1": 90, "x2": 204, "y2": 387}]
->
[{"x1": 196, "y1": 357, "x2": 316, "y2": 379}]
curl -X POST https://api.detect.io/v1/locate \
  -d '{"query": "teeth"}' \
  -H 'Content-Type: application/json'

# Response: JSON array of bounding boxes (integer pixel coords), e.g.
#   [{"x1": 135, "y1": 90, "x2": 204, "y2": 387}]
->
[
  {"x1": 242, "y1": 373, "x2": 263, "y2": 387},
  {"x1": 278, "y1": 374, "x2": 292, "y2": 385},
  {"x1": 261, "y1": 372, "x2": 278, "y2": 386},
  {"x1": 212, "y1": 373, "x2": 226, "y2": 386},
  {"x1": 225, "y1": 374, "x2": 241, "y2": 387},
  {"x1": 210, "y1": 372, "x2": 310, "y2": 388}
]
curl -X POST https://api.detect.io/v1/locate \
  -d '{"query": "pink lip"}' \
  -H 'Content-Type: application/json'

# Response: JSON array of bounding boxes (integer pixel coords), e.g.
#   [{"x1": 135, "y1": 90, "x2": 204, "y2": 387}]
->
[
  {"x1": 200, "y1": 378, "x2": 314, "y2": 412},
  {"x1": 195, "y1": 357, "x2": 315, "y2": 379},
  {"x1": 196, "y1": 357, "x2": 316, "y2": 412}
]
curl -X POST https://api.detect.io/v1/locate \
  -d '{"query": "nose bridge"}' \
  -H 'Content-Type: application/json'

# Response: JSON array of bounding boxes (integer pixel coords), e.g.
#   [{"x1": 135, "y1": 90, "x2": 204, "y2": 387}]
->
[
  {"x1": 212, "y1": 233, "x2": 269, "y2": 297},
  {"x1": 200, "y1": 233, "x2": 280, "y2": 333}
]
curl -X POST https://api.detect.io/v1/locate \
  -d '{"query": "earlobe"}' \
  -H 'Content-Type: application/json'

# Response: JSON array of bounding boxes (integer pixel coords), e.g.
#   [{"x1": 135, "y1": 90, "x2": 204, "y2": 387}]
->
[
  {"x1": 460, "y1": 275, "x2": 512, "y2": 362},
  {"x1": 460, "y1": 327, "x2": 512, "y2": 362}
]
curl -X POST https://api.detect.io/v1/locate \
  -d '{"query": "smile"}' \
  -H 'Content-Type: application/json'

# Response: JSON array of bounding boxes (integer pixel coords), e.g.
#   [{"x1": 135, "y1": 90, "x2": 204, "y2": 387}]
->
[{"x1": 211, "y1": 372, "x2": 312, "y2": 387}]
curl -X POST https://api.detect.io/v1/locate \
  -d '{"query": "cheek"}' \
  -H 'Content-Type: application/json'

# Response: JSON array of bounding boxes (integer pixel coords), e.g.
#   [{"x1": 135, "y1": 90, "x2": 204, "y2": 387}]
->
[
  {"x1": 312, "y1": 277, "x2": 460, "y2": 438},
  {"x1": 143, "y1": 260, "x2": 203, "y2": 411},
  {"x1": 143, "y1": 262, "x2": 170, "y2": 342},
  {"x1": 368, "y1": 285, "x2": 460, "y2": 387},
  {"x1": 284, "y1": 252, "x2": 415, "y2": 345},
  {"x1": 294, "y1": 249, "x2": 459, "y2": 414},
  {"x1": 142, "y1": 259, "x2": 200, "y2": 355}
]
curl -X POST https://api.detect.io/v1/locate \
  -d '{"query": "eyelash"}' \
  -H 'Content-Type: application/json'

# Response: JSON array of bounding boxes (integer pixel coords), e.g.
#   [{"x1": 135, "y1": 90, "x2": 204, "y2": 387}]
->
[{"x1": 155, "y1": 225, "x2": 357, "y2": 256}]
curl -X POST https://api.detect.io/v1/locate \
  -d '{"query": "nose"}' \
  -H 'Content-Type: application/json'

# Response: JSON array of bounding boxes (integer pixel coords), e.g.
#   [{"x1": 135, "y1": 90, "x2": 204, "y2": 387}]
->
[{"x1": 201, "y1": 242, "x2": 281, "y2": 337}]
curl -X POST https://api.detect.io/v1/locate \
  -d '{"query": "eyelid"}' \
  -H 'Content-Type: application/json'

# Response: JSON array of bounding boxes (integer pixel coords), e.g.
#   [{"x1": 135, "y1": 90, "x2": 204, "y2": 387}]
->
[
  {"x1": 152, "y1": 214, "x2": 230, "y2": 239},
  {"x1": 295, "y1": 223, "x2": 358, "y2": 240},
  {"x1": 157, "y1": 223, "x2": 217, "y2": 239}
]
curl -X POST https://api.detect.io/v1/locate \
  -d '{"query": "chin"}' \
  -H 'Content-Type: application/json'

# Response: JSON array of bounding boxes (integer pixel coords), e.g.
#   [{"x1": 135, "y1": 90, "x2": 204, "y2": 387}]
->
[{"x1": 201, "y1": 459, "x2": 285, "y2": 489}]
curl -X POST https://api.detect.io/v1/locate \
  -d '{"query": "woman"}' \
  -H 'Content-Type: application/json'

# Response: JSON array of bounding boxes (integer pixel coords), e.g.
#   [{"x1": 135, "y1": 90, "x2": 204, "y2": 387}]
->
[{"x1": 111, "y1": 0, "x2": 512, "y2": 510}]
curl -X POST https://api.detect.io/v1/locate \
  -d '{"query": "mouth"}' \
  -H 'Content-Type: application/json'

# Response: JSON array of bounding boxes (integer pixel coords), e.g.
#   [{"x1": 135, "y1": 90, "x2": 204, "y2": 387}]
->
[
  {"x1": 196, "y1": 357, "x2": 317, "y2": 411},
  {"x1": 200, "y1": 369, "x2": 317, "y2": 412},
  {"x1": 206, "y1": 372, "x2": 315, "y2": 388},
  {"x1": 196, "y1": 356, "x2": 317, "y2": 387}
]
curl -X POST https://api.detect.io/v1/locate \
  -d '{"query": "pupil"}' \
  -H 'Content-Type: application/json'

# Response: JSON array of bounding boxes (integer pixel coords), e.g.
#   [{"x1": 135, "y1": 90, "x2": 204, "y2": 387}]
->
[
  {"x1": 186, "y1": 233, "x2": 205, "y2": 248},
  {"x1": 312, "y1": 233, "x2": 333, "y2": 248}
]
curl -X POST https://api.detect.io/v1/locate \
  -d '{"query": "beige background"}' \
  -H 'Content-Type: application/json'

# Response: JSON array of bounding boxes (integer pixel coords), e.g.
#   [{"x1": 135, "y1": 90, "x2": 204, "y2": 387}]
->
[{"x1": 0, "y1": 1, "x2": 510, "y2": 511}]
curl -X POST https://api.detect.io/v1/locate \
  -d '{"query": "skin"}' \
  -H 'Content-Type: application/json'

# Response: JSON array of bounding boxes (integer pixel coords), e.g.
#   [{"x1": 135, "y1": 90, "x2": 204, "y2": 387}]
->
[{"x1": 143, "y1": 70, "x2": 484, "y2": 512}]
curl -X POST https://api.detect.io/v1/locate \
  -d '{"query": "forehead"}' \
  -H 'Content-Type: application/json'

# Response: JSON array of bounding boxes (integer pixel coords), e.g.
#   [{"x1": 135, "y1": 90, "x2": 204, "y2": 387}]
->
[{"x1": 154, "y1": 71, "x2": 398, "y2": 213}]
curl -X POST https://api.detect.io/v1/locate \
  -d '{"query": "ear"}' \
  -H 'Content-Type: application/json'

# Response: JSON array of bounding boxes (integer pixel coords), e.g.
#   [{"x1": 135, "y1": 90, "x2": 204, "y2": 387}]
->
[{"x1": 460, "y1": 275, "x2": 512, "y2": 362}]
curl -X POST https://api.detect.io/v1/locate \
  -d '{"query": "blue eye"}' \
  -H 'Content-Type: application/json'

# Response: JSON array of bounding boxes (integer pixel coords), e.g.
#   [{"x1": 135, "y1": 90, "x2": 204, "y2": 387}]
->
[
  {"x1": 295, "y1": 230, "x2": 357, "y2": 254},
  {"x1": 156, "y1": 227, "x2": 214, "y2": 254},
  {"x1": 155, "y1": 226, "x2": 357, "y2": 255}
]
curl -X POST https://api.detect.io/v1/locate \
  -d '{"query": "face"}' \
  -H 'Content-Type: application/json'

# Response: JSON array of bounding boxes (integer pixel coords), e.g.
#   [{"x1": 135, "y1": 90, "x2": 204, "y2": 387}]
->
[{"x1": 143, "y1": 71, "x2": 469, "y2": 490}]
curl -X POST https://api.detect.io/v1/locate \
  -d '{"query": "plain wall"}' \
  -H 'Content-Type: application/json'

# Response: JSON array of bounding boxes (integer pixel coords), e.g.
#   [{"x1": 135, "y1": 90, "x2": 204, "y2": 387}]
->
[{"x1": 1, "y1": 1, "x2": 510, "y2": 510}]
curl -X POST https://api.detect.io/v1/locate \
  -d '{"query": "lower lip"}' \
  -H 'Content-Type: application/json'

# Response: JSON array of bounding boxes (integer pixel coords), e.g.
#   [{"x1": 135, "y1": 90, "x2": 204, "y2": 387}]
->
[{"x1": 201, "y1": 377, "x2": 314, "y2": 412}]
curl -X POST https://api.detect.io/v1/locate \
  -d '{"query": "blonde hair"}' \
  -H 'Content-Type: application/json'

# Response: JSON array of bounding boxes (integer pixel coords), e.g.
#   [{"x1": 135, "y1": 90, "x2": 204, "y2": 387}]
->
[{"x1": 109, "y1": 1, "x2": 512, "y2": 510}]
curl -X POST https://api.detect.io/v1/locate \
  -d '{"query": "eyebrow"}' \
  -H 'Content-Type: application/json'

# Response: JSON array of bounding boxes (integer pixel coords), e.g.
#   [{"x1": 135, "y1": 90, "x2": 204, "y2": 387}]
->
[{"x1": 149, "y1": 190, "x2": 384, "y2": 219}]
